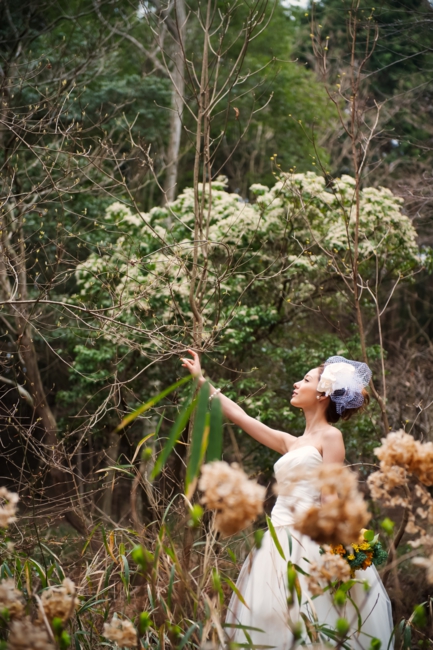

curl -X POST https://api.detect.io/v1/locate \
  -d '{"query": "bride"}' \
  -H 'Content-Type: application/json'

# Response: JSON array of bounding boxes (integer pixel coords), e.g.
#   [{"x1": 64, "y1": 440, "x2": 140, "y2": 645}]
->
[{"x1": 181, "y1": 350, "x2": 394, "y2": 649}]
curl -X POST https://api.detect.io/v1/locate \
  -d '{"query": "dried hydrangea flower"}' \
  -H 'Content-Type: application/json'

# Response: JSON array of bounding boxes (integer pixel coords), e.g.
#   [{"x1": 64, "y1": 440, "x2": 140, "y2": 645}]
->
[
  {"x1": 367, "y1": 466, "x2": 407, "y2": 507},
  {"x1": 0, "y1": 578, "x2": 25, "y2": 619},
  {"x1": 40, "y1": 578, "x2": 79, "y2": 622},
  {"x1": 8, "y1": 617, "x2": 55, "y2": 650},
  {"x1": 372, "y1": 430, "x2": 433, "y2": 488},
  {"x1": 306, "y1": 552, "x2": 351, "y2": 596},
  {"x1": 199, "y1": 461, "x2": 266, "y2": 536},
  {"x1": 292, "y1": 464, "x2": 370, "y2": 545},
  {"x1": 103, "y1": 616, "x2": 137, "y2": 648},
  {"x1": 0, "y1": 488, "x2": 19, "y2": 528},
  {"x1": 368, "y1": 430, "x2": 433, "y2": 517}
]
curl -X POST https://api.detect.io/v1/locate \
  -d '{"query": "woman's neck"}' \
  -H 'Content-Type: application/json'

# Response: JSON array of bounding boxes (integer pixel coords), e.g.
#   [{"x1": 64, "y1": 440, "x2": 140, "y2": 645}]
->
[{"x1": 302, "y1": 406, "x2": 329, "y2": 436}]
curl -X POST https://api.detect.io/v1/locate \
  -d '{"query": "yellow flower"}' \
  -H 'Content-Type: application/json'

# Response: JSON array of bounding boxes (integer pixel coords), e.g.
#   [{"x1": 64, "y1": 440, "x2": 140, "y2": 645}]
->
[
  {"x1": 359, "y1": 542, "x2": 370, "y2": 551},
  {"x1": 352, "y1": 544, "x2": 359, "y2": 552},
  {"x1": 347, "y1": 554, "x2": 355, "y2": 561}
]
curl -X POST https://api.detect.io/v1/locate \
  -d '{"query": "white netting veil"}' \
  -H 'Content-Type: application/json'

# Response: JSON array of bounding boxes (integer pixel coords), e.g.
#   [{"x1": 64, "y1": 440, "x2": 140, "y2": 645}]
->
[{"x1": 316, "y1": 355, "x2": 372, "y2": 415}]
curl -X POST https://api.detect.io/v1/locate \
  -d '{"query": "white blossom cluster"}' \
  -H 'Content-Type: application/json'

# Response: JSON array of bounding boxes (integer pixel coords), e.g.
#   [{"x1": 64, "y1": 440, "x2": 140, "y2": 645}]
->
[{"x1": 74, "y1": 173, "x2": 421, "y2": 345}]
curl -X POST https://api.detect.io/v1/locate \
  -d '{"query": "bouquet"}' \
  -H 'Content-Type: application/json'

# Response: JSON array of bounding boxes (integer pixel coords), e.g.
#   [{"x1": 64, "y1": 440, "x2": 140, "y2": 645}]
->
[{"x1": 329, "y1": 528, "x2": 388, "y2": 578}]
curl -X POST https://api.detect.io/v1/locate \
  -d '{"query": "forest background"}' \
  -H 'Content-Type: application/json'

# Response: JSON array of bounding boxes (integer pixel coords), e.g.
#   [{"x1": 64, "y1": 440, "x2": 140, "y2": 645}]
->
[{"x1": 0, "y1": 0, "x2": 433, "y2": 647}]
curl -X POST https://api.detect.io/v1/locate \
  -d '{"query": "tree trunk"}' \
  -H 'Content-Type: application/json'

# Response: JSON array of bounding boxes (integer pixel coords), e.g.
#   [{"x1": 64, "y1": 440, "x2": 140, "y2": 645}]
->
[
  {"x1": 17, "y1": 323, "x2": 89, "y2": 535},
  {"x1": 163, "y1": 0, "x2": 186, "y2": 205},
  {"x1": 0, "y1": 212, "x2": 89, "y2": 536},
  {"x1": 101, "y1": 428, "x2": 121, "y2": 517}
]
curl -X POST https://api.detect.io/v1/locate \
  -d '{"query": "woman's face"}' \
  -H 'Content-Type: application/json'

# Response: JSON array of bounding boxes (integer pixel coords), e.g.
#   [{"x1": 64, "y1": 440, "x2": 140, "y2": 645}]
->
[{"x1": 290, "y1": 367, "x2": 322, "y2": 409}]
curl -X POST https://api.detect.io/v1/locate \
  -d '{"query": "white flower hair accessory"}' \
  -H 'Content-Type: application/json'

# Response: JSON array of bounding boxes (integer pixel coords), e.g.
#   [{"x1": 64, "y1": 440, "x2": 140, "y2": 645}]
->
[{"x1": 317, "y1": 356, "x2": 372, "y2": 414}]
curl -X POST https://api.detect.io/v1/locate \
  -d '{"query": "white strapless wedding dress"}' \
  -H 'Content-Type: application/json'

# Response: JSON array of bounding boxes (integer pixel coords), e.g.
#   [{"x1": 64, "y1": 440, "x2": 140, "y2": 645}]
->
[{"x1": 226, "y1": 445, "x2": 394, "y2": 649}]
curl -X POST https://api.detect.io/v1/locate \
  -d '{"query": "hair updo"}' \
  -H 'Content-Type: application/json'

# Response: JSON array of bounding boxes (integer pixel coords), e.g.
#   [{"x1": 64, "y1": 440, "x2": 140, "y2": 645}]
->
[{"x1": 318, "y1": 363, "x2": 370, "y2": 424}]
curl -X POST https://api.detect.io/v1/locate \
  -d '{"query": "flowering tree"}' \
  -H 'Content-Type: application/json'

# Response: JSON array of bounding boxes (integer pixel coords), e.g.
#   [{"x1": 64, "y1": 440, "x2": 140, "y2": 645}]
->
[{"x1": 75, "y1": 172, "x2": 421, "y2": 434}]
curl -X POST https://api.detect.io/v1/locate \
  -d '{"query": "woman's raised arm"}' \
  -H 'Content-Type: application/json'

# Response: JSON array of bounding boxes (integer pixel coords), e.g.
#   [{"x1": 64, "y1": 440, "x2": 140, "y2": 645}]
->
[{"x1": 181, "y1": 349, "x2": 295, "y2": 455}]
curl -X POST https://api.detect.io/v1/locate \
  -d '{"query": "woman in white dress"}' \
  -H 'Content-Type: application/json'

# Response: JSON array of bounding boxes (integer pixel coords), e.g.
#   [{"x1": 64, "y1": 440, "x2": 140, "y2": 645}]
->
[{"x1": 181, "y1": 351, "x2": 394, "y2": 649}]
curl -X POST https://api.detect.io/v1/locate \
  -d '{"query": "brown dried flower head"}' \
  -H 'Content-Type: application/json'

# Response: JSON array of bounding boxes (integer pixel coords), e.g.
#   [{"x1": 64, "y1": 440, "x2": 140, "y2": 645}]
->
[
  {"x1": 306, "y1": 552, "x2": 351, "y2": 596},
  {"x1": 293, "y1": 464, "x2": 371, "y2": 545},
  {"x1": 103, "y1": 616, "x2": 137, "y2": 648},
  {"x1": 8, "y1": 617, "x2": 55, "y2": 650},
  {"x1": 199, "y1": 461, "x2": 266, "y2": 536},
  {"x1": 367, "y1": 466, "x2": 407, "y2": 507},
  {"x1": 374, "y1": 430, "x2": 433, "y2": 485},
  {"x1": 40, "y1": 578, "x2": 79, "y2": 623},
  {"x1": 0, "y1": 578, "x2": 25, "y2": 619},
  {"x1": 368, "y1": 430, "x2": 433, "y2": 509},
  {"x1": 0, "y1": 488, "x2": 19, "y2": 528}
]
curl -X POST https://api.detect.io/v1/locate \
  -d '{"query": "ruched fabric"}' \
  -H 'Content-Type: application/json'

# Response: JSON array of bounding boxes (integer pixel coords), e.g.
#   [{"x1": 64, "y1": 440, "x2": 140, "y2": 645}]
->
[{"x1": 226, "y1": 446, "x2": 394, "y2": 649}]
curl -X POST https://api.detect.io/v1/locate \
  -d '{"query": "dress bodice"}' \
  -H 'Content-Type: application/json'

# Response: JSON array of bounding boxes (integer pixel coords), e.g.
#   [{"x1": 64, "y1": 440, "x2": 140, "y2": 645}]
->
[{"x1": 271, "y1": 445, "x2": 322, "y2": 527}]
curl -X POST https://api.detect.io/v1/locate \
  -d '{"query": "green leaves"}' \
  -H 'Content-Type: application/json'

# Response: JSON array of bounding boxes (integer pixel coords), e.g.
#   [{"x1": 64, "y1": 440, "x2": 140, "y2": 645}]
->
[
  {"x1": 380, "y1": 518, "x2": 395, "y2": 536},
  {"x1": 412, "y1": 603, "x2": 427, "y2": 628},
  {"x1": 188, "y1": 504, "x2": 204, "y2": 528},
  {"x1": 287, "y1": 561, "x2": 302, "y2": 605},
  {"x1": 336, "y1": 617, "x2": 350, "y2": 636},
  {"x1": 254, "y1": 529, "x2": 265, "y2": 549},
  {"x1": 334, "y1": 589, "x2": 347, "y2": 607},
  {"x1": 363, "y1": 529, "x2": 375, "y2": 542},
  {"x1": 137, "y1": 379, "x2": 224, "y2": 503}
]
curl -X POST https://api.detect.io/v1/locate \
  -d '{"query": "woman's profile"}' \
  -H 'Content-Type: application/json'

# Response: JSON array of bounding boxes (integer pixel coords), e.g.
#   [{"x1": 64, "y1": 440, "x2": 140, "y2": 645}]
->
[{"x1": 181, "y1": 350, "x2": 394, "y2": 649}]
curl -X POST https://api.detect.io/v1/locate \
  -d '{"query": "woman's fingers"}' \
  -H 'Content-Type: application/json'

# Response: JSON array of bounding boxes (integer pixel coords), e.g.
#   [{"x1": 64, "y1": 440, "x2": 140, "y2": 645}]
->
[{"x1": 180, "y1": 350, "x2": 201, "y2": 377}]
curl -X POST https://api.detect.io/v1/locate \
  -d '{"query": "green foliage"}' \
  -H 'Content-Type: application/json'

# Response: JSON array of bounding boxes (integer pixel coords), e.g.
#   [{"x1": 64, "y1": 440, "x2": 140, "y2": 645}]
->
[
  {"x1": 290, "y1": 0, "x2": 433, "y2": 179},
  {"x1": 380, "y1": 518, "x2": 395, "y2": 536},
  {"x1": 336, "y1": 616, "x2": 350, "y2": 636},
  {"x1": 172, "y1": 1, "x2": 337, "y2": 194},
  {"x1": 412, "y1": 604, "x2": 427, "y2": 628},
  {"x1": 334, "y1": 589, "x2": 347, "y2": 607}
]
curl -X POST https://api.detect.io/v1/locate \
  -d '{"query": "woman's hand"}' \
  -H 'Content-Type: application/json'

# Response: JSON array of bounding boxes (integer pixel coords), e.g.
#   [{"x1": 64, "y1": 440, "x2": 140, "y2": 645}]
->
[
  {"x1": 181, "y1": 349, "x2": 204, "y2": 381},
  {"x1": 181, "y1": 349, "x2": 294, "y2": 455}
]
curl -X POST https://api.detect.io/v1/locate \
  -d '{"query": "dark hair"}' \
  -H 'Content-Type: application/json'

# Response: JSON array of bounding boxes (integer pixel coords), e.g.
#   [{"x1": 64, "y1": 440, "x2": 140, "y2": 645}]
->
[{"x1": 318, "y1": 364, "x2": 370, "y2": 424}]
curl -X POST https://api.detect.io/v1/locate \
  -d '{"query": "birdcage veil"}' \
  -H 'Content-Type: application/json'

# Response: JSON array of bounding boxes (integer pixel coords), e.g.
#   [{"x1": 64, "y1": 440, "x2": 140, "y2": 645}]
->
[{"x1": 317, "y1": 355, "x2": 372, "y2": 415}]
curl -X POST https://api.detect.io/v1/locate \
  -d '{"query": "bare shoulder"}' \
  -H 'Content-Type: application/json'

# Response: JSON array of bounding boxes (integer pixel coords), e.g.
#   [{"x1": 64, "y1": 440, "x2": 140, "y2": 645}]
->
[
  {"x1": 321, "y1": 425, "x2": 345, "y2": 463},
  {"x1": 322, "y1": 425, "x2": 344, "y2": 444}
]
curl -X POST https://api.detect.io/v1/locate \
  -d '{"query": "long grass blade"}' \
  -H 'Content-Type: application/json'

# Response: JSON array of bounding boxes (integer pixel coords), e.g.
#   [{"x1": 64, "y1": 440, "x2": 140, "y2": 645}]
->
[
  {"x1": 185, "y1": 381, "x2": 210, "y2": 496},
  {"x1": 114, "y1": 375, "x2": 191, "y2": 433},
  {"x1": 177, "y1": 623, "x2": 198, "y2": 650},
  {"x1": 266, "y1": 515, "x2": 285, "y2": 560},
  {"x1": 207, "y1": 395, "x2": 223, "y2": 461},
  {"x1": 222, "y1": 575, "x2": 250, "y2": 609},
  {"x1": 150, "y1": 396, "x2": 197, "y2": 481}
]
